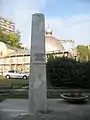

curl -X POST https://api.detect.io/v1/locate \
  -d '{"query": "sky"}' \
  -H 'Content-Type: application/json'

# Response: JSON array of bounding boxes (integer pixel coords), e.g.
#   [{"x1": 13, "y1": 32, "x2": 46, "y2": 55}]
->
[{"x1": 0, "y1": 0, "x2": 90, "y2": 49}]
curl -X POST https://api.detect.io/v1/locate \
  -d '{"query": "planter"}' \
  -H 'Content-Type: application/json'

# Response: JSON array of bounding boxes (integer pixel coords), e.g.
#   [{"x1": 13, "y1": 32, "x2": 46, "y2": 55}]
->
[{"x1": 61, "y1": 93, "x2": 88, "y2": 103}]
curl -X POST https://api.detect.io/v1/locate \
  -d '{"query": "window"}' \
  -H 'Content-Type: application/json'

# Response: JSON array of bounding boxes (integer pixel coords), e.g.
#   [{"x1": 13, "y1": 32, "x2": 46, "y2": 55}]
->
[
  {"x1": 8, "y1": 70, "x2": 14, "y2": 73},
  {"x1": 0, "y1": 51, "x2": 3, "y2": 56},
  {"x1": 16, "y1": 70, "x2": 21, "y2": 73}
]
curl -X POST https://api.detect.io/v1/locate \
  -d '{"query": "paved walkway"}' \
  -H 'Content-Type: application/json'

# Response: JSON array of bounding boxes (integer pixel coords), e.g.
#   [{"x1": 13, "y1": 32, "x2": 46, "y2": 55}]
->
[
  {"x1": 0, "y1": 99, "x2": 28, "y2": 119},
  {"x1": 0, "y1": 99, "x2": 90, "y2": 120}
]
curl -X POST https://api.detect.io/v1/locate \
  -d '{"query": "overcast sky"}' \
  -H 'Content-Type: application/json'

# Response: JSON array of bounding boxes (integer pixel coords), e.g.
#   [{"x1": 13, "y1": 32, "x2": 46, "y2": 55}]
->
[{"x1": 0, "y1": 0, "x2": 90, "y2": 48}]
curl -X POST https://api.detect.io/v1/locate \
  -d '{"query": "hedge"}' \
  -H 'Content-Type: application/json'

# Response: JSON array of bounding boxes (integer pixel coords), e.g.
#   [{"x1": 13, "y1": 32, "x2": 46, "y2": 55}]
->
[{"x1": 46, "y1": 56, "x2": 90, "y2": 89}]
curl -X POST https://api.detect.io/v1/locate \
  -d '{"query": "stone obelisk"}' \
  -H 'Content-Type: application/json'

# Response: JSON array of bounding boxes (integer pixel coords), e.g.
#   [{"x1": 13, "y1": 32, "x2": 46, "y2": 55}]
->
[{"x1": 29, "y1": 13, "x2": 47, "y2": 114}]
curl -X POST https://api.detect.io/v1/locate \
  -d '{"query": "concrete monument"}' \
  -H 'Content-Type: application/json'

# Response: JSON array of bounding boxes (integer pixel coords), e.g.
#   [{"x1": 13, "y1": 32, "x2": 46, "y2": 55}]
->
[{"x1": 29, "y1": 13, "x2": 47, "y2": 114}]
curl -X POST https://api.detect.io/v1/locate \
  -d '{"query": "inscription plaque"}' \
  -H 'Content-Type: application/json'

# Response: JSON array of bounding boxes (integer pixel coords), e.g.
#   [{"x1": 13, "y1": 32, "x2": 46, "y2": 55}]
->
[{"x1": 34, "y1": 53, "x2": 45, "y2": 61}]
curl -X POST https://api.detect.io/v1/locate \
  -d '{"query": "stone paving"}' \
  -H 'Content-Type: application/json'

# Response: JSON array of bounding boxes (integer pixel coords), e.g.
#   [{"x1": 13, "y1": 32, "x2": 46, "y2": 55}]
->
[{"x1": 0, "y1": 99, "x2": 90, "y2": 120}]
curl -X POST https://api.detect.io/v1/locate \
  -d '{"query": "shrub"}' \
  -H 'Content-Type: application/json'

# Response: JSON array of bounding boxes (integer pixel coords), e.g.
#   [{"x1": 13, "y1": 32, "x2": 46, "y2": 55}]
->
[{"x1": 46, "y1": 56, "x2": 90, "y2": 89}]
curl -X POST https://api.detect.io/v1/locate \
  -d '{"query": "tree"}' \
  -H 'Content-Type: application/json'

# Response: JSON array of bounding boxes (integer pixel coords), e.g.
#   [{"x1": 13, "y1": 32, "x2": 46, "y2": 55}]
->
[
  {"x1": 0, "y1": 27, "x2": 9, "y2": 44},
  {"x1": 8, "y1": 31, "x2": 22, "y2": 48},
  {"x1": 77, "y1": 45, "x2": 90, "y2": 62},
  {"x1": 0, "y1": 27, "x2": 22, "y2": 48}
]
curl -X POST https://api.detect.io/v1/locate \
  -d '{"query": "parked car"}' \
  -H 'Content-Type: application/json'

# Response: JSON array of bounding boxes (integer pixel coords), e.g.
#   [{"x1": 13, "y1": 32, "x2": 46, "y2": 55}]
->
[{"x1": 3, "y1": 70, "x2": 29, "y2": 79}]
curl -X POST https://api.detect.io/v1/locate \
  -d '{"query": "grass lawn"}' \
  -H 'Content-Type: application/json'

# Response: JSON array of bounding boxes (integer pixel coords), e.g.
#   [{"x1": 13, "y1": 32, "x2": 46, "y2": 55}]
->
[
  {"x1": 0, "y1": 93, "x2": 28, "y2": 101},
  {"x1": 0, "y1": 75, "x2": 29, "y2": 100},
  {"x1": 0, "y1": 75, "x2": 29, "y2": 85}
]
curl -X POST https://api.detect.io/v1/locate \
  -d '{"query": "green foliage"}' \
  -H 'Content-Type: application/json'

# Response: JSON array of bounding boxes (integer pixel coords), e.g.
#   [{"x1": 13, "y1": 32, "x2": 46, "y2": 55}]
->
[
  {"x1": 77, "y1": 45, "x2": 90, "y2": 62},
  {"x1": 8, "y1": 31, "x2": 22, "y2": 48},
  {"x1": 46, "y1": 56, "x2": 90, "y2": 88},
  {"x1": 0, "y1": 27, "x2": 22, "y2": 48}
]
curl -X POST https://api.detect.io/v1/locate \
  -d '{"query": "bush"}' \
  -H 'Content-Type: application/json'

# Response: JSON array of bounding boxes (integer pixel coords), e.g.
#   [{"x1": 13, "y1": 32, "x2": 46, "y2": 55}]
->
[{"x1": 46, "y1": 56, "x2": 90, "y2": 88}]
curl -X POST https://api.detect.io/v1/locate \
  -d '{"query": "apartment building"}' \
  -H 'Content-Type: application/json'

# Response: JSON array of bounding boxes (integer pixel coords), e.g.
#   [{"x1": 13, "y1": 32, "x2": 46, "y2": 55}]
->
[{"x1": 0, "y1": 16, "x2": 15, "y2": 34}]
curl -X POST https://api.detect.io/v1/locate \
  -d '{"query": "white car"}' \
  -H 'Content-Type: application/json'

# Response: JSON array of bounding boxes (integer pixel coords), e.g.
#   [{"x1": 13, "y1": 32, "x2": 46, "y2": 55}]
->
[{"x1": 3, "y1": 70, "x2": 29, "y2": 79}]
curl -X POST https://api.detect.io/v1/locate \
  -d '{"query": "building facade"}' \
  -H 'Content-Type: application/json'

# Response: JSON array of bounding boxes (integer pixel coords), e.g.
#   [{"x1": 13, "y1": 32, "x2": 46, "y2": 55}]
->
[
  {"x1": 0, "y1": 42, "x2": 30, "y2": 74},
  {"x1": 0, "y1": 28, "x2": 77, "y2": 74},
  {"x1": 0, "y1": 16, "x2": 15, "y2": 34}
]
